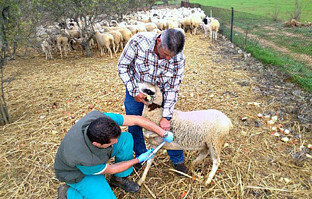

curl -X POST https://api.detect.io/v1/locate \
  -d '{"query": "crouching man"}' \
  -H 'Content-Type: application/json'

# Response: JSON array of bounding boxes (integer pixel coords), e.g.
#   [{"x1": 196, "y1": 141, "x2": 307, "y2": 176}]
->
[{"x1": 54, "y1": 110, "x2": 173, "y2": 199}]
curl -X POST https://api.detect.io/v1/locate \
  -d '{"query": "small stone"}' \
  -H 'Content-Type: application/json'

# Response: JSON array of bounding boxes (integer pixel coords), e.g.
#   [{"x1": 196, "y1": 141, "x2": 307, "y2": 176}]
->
[
  {"x1": 281, "y1": 137, "x2": 289, "y2": 142},
  {"x1": 274, "y1": 132, "x2": 280, "y2": 137},
  {"x1": 284, "y1": 129, "x2": 290, "y2": 134},
  {"x1": 271, "y1": 116, "x2": 278, "y2": 121},
  {"x1": 51, "y1": 130, "x2": 58, "y2": 134},
  {"x1": 264, "y1": 115, "x2": 271, "y2": 119},
  {"x1": 241, "y1": 117, "x2": 248, "y2": 121},
  {"x1": 284, "y1": 178, "x2": 291, "y2": 184},
  {"x1": 257, "y1": 113, "x2": 263, "y2": 118},
  {"x1": 267, "y1": 120, "x2": 275, "y2": 125}
]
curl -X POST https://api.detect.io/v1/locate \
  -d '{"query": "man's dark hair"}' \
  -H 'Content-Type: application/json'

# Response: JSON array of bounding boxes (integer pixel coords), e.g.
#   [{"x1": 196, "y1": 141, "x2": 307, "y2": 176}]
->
[
  {"x1": 161, "y1": 28, "x2": 185, "y2": 55},
  {"x1": 87, "y1": 117, "x2": 121, "y2": 145},
  {"x1": 160, "y1": 28, "x2": 185, "y2": 55}
]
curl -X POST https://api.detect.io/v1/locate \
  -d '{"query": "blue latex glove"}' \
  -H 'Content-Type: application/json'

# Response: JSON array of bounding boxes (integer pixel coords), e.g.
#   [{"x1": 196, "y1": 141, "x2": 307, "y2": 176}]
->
[
  {"x1": 137, "y1": 148, "x2": 154, "y2": 163},
  {"x1": 163, "y1": 131, "x2": 174, "y2": 143}
]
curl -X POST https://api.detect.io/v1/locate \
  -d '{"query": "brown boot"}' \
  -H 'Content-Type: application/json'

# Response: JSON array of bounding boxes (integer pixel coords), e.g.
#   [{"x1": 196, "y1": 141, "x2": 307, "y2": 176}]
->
[
  {"x1": 109, "y1": 176, "x2": 140, "y2": 193},
  {"x1": 57, "y1": 184, "x2": 69, "y2": 199}
]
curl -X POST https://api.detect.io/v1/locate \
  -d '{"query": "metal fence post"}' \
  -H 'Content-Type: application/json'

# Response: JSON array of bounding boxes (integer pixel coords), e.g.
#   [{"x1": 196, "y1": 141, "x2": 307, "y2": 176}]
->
[{"x1": 230, "y1": 7, "x2": 234, "y2": 42}]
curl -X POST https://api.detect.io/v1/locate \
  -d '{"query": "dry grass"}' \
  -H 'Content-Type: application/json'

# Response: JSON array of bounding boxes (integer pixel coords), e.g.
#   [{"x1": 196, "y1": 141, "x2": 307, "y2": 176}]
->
[{"x1": 0, "y1": 34, "x2": 311, "y2": 199}]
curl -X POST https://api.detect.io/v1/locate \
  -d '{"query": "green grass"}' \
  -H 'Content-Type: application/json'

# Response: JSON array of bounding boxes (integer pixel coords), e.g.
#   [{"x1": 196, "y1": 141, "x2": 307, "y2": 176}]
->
[
  {"x1": 221, "y1": 20, "x2": 312, "y2": 91},
  {"x1": 190, "y1": 0, "x2": 312, "y2": 22},
  {"x1": 195, "y1": 4, "x2": 312, "y2": 91}
]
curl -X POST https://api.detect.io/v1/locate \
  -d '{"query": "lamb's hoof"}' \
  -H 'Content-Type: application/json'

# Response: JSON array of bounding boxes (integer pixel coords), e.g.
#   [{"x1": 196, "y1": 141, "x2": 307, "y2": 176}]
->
[{"x1": 205, "y1": 178, "x2": 213, "y2": 186}]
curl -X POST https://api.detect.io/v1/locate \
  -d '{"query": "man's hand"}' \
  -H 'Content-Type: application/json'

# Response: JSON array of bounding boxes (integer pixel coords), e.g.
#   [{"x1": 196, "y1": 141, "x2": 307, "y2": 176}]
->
[
  {"x1": 137, "y1": 149, "x2": 154, "y2": 163},
  {"x1": 160, "y1": 117, "x2": 170, "y2": 131},
  {"x1": 134, "y1": 93, "x2": 148, "y2": 105},
  {"x1": 163, "y1": 131, "x2": 174, "y2": 143}
]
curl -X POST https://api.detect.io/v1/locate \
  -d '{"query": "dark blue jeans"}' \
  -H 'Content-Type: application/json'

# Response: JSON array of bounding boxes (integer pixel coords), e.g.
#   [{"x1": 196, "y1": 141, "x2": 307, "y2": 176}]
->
[{"x1": 124, "y1": 89, "x2": 184, "y2": 164}]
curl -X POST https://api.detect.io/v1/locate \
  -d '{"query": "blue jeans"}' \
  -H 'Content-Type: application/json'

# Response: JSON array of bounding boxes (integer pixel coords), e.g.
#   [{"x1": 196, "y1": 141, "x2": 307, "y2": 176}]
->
[
  {"x1": 124, "y1": 89, "x2": 184, "y2": 164},
  {"x1": 66, "y1": 132, "x2": 134, "y2": 199}
]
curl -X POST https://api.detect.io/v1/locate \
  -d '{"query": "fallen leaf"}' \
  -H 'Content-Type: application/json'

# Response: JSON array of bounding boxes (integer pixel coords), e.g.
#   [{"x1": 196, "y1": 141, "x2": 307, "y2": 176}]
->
[{"x1": 180, "y1": 191, "x2": 187, "y2": 198}]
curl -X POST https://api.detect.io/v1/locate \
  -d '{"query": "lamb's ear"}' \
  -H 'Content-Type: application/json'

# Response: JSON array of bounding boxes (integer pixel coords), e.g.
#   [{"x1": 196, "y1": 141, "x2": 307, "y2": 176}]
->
[{"x1": 142, "y1": 88, "x2": 155, "y2": 96}]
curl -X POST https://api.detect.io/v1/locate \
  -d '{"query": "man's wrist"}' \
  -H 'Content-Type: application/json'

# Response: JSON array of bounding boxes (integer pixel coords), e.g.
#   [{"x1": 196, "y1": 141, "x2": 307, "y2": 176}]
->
[{"x1": 163, "y1": 131, "x2": 168, "y2": 138}]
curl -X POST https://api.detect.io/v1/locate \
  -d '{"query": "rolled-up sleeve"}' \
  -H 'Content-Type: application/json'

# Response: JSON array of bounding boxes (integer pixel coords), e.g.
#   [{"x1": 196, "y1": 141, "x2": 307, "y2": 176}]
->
[
  {"x1": 117, "y1": 39, "x2": 139, "y2": 96},
  {"x1": 163, "y1": 54, "x2": 185, "y2": 118},
  {"x1": 76, "y1": 164, "x2": 107, "y2": 175}
]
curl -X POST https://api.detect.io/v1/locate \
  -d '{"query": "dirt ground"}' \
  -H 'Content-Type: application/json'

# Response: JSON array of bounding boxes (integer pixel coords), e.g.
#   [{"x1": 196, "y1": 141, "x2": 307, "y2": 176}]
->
[{"x1": 1, "y1": 33, "x2": 312, "y2": 199}]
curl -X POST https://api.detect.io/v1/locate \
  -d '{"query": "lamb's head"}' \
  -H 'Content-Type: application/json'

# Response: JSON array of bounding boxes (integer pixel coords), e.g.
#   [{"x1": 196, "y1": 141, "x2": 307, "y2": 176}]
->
[{"x1": 138, "y1": 83, "x2": 162, "y2": 106}]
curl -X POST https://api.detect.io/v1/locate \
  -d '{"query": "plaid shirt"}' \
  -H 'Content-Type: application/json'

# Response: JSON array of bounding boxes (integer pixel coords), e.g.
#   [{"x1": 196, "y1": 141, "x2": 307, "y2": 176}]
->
[{"x1": 117, "y1": 32, "x2": 185, "y2": 118}]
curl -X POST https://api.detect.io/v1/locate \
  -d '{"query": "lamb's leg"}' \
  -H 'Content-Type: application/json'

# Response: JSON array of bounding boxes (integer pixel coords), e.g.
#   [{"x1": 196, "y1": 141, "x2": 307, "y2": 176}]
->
[
  {"x1": 115, "y1": 43, "x2": 119, "y2": 54},
  {"x1": 190, "y1": 149, "x2": 209, "y2": 175},
  {"x1": 106, "y1": 44, "x2": 113, "y2": 58},
  {"x1": 49, "y1": 51, "x2": 53, "y2": 59},
  {"x1": 138, "y1": 156, "x2": 154, "y2": 186},
  {"x1": 58, "y1": 45, "x2": 62, "y2": 58},
  {"x1": 205, "y1": 144, "x2": 221, "y2": 185}
]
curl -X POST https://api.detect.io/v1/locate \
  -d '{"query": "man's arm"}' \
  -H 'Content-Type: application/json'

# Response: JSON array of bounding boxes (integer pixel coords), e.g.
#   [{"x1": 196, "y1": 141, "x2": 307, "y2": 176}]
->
[
  {"x1": 102, "y1": 149, "x2": 154, "y2": 174},
  {"x1": 162, "y1": 53, "x2": 185, "y2": 118},
  {"x1": 103, "y1": 159, "x2": 139, "y2": 174},
  {"x1": 117, "y1": 38, "x2": 140, "y2": 97},
  {"x1": 122, "y1": 115, "x2": 166, "y2": 137}
]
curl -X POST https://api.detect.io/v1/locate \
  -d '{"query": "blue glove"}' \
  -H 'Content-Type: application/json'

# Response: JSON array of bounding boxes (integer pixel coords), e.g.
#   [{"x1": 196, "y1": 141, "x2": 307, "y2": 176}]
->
[
  {"x1": 137, "y1": 148, "x2": 154, "y2": 163},
  {"x1": 163, "y1": 131, "x2": 174, "y2": 143}
]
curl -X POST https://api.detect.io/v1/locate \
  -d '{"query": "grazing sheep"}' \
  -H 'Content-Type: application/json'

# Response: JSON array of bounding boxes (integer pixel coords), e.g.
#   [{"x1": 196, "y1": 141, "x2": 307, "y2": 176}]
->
[
  {"x1": 144, "y1": 22, "x2": 158, "y2": 32},
  {"x1": 118, "y1": 28, "x2": 133, "y2": 46},
  {"x1": 109, "y1": 30, "x2": 123, "y2": 53},
  {"x1": 94, "y1": 31, "x2": 115, "y2": 58},
  {"x1": 56, "y1": 34, "x2": 69, "y2": 58},
  {"x1": 202, "y1": 17, "x2": 220, "y2": 41},
  {"x1": 138, "y1": 83, "x2": 232, "y2": 186},
  {"x1": 41, "y1": 39, "x2": 53, "y2": 60}
]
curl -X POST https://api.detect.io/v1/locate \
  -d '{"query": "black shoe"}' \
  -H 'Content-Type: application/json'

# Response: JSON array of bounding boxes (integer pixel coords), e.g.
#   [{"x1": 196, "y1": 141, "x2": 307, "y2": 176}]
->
[
  {"x1": 109, "y1": 176, "x2": 140, "y2": 193},
  {"x1": 57, "y1": 184, "x2": 69, "y2": 199},
  {"x1": 173, "y1": 163, "x2": 188, "y2": 176},
  {"x1": 133, "y1": 163, "x2": 143, "y2": 171}
]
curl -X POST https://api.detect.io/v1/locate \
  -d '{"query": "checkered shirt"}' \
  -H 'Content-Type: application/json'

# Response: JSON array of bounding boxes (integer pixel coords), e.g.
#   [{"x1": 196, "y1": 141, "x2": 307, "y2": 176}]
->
[{"x1": 117, "y1": 32, "x2": 185, "y2": 118}]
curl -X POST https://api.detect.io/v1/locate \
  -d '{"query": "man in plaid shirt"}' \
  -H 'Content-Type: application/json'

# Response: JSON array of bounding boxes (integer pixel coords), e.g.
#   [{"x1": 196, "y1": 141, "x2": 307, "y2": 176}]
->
[{"x1": 117, "y1": 29, "x2": 187, "y2": 173}]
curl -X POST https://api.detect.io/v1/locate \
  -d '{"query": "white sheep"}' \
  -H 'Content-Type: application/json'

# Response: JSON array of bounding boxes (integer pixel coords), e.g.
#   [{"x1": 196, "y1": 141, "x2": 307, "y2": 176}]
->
[
  {"x1": 94, "y1": 31, "x2": 115, "y2": 58},
  {"x1": 41, "y1": 39, "x2": 53, "y2": 60},
  {"x1": 202, "y1": 17, "x2": 220, "y2": 41},
  {"x1": 109, "y1": 30, "x2": 123, "y2": 53},
  {"x1": 56, "y1": 33, "x2": 69, "y2": 58},
  {"x1": 138, "y1": 83, "x2": 232, "y2": 186}
]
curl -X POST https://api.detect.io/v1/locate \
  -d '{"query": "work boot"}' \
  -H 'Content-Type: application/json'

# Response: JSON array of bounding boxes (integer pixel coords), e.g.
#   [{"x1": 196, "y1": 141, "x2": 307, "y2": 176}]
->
[
  {"x1": 57, "y1": 184, "x2": 69, "y2": 199},
  {"x1": 109, "y1": 176, "x2": 140, "y2": 193},
  {"x1": 173, "y1": 163, "x2": 188, "y2": 176}
]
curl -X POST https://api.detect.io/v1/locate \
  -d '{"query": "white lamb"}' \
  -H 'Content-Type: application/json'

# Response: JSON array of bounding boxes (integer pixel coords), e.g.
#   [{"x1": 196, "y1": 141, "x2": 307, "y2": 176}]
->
[
  {"x1": 138, "y1": 83, "x2": 232, "y2": 186},
  {"x1": 94, "y1": 31, "x2": 115, "y2": 58},
  {"x1": 202, "y1": 17, "x2": 220, "y2": 41},
  {"x1": 41, "y1": 39, "x2": 53, "y2": 60}
]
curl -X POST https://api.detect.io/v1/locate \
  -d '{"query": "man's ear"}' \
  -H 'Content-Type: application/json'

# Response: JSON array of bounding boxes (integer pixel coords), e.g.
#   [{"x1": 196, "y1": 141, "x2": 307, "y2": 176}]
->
[
  {"x1": 156, "y1": 37, "x2": 161, "y2": 44},
  {"x1": 92, "y1": 141, "x2": 102, "y2": 147}
]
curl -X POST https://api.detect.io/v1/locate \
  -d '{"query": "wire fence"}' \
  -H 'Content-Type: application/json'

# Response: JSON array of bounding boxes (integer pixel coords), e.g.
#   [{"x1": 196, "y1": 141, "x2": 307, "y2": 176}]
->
[{"x1": 195, "y1": 4, "x2": 312, "y2": 90}]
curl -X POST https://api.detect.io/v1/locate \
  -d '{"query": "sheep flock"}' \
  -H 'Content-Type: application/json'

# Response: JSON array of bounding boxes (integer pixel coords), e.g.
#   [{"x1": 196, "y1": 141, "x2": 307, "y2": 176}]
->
[{"x1": 36, "y1": 7, "x2": 220, "y2": 60}]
